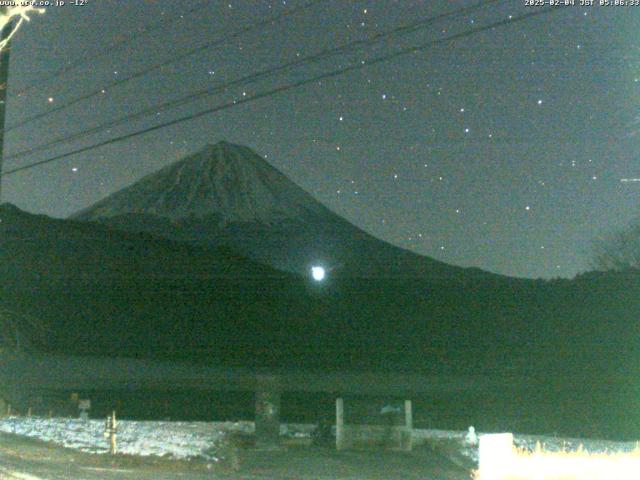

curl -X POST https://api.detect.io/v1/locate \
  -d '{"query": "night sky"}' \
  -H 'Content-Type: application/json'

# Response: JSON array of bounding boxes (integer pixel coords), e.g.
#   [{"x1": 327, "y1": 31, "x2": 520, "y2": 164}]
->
[{"x1": 1, "y1": 0, "x2": 639, "y2": 279}]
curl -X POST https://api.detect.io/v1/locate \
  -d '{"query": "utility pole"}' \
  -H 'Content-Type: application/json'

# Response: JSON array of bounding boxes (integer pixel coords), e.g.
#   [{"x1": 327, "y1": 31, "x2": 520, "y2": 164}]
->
[{"x1": 0, "y1": 10, "x2": 14, "y2": 203}]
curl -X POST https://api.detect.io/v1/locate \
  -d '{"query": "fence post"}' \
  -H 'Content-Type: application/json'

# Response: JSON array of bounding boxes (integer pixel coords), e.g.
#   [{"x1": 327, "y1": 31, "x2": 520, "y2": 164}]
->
[
  {"x1": 255, "y1": 374, "x2": 281, "y2": 449},
  {"x1": 404, "y1": 400, "x2": 413, "y2": 451},
  {"x1": 104, "y1": 410, "x2": 117, "y2": 455},
  {"x1": 336, "y1": 398, "x2": 344, "y2": 451},
  {"x1": 404, "y1": 400, "x2": 412, "y2": 430}
]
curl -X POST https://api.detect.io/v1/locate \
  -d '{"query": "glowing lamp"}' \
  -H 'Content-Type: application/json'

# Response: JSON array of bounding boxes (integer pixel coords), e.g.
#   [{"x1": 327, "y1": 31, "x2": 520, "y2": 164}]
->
[{"x1": 311, "y1": 266, "x2": 325, "y2": 282}]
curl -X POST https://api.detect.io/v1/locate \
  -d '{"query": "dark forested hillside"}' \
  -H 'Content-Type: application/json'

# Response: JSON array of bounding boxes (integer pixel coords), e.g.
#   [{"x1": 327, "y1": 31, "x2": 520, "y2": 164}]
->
[{"x1": 2, "y1": 203, "x2": 638, "y2": 379}]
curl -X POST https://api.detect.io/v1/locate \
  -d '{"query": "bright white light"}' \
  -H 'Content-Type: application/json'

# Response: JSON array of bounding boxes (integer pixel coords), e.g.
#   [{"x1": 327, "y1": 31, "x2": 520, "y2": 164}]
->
[
  {"x1": 477, "y1": 432, "x2": 640, "y2": 480},
  {"x1": 311, "y1": 266, "x2": 325, "y2": 282}
]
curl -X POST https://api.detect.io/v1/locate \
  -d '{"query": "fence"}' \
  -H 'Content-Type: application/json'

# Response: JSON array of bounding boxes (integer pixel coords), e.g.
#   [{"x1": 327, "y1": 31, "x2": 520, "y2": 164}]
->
[{"x1": 335, "y1": 398, "x2": 413, "y2": 451}]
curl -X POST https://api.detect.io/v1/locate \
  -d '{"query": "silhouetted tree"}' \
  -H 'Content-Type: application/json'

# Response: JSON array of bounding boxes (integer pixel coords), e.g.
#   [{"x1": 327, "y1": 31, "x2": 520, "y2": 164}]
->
[{"x1": 592, "y1": 220, "x2": 640, "y2": 271}]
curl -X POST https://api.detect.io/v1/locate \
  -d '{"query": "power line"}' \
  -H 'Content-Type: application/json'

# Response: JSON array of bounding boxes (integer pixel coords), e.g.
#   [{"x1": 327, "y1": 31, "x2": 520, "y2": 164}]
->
[
  {"x1": 0, "y1": 5, "x2": 567, "y2": 179},
  {"x1": 5, "y1": 0, "x2": 324, "y2": 133},
  {"x1": 14, "y1": 0, "x2": 207, "y2": 96},
  {"x1": 5, "y1": 0, "x2": 505, "y2": 163},
  {"x1": 4, "y1": 5, "x2": 564, "y2": 176}
]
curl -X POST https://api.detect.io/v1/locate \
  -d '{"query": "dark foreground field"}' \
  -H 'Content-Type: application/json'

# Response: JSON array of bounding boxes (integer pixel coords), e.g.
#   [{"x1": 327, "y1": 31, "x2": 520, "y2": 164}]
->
[{"x1": 0, "y1": 430, "x2": 471, "y2": 480}]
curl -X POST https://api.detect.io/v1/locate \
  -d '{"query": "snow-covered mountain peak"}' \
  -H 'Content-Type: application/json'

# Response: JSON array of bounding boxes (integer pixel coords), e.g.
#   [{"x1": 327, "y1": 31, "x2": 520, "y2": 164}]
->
[{"x1": 73, "y1": 142, "x2": 329, "y2": 225}]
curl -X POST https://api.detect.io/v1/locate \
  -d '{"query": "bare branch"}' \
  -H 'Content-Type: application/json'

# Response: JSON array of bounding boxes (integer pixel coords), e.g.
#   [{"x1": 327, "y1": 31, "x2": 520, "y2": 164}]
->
[{"x1": 591, "y1": 221, "x2": 640, "y2": 271}]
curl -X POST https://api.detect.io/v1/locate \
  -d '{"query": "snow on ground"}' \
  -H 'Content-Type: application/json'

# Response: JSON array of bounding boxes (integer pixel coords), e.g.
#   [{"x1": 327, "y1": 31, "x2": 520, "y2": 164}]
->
[
  {"x1": 413, "y1": 428, "x2": 640, "y2": 464},
  {"x1": 0, "y1": 417, "x2": 635, "y2": 464},
  {"x1": 0, "y1": 417, "x2": 252, "y2": 460},
  {"x1": 0, "y1": 417, "x2": 316, "y2": 460}
]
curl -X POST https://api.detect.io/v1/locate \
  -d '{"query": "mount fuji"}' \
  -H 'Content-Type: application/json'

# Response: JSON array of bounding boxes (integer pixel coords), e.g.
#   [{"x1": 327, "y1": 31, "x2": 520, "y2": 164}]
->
[{"x1": 73, "y1": 141, "x2": 491, "y2": 280}]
